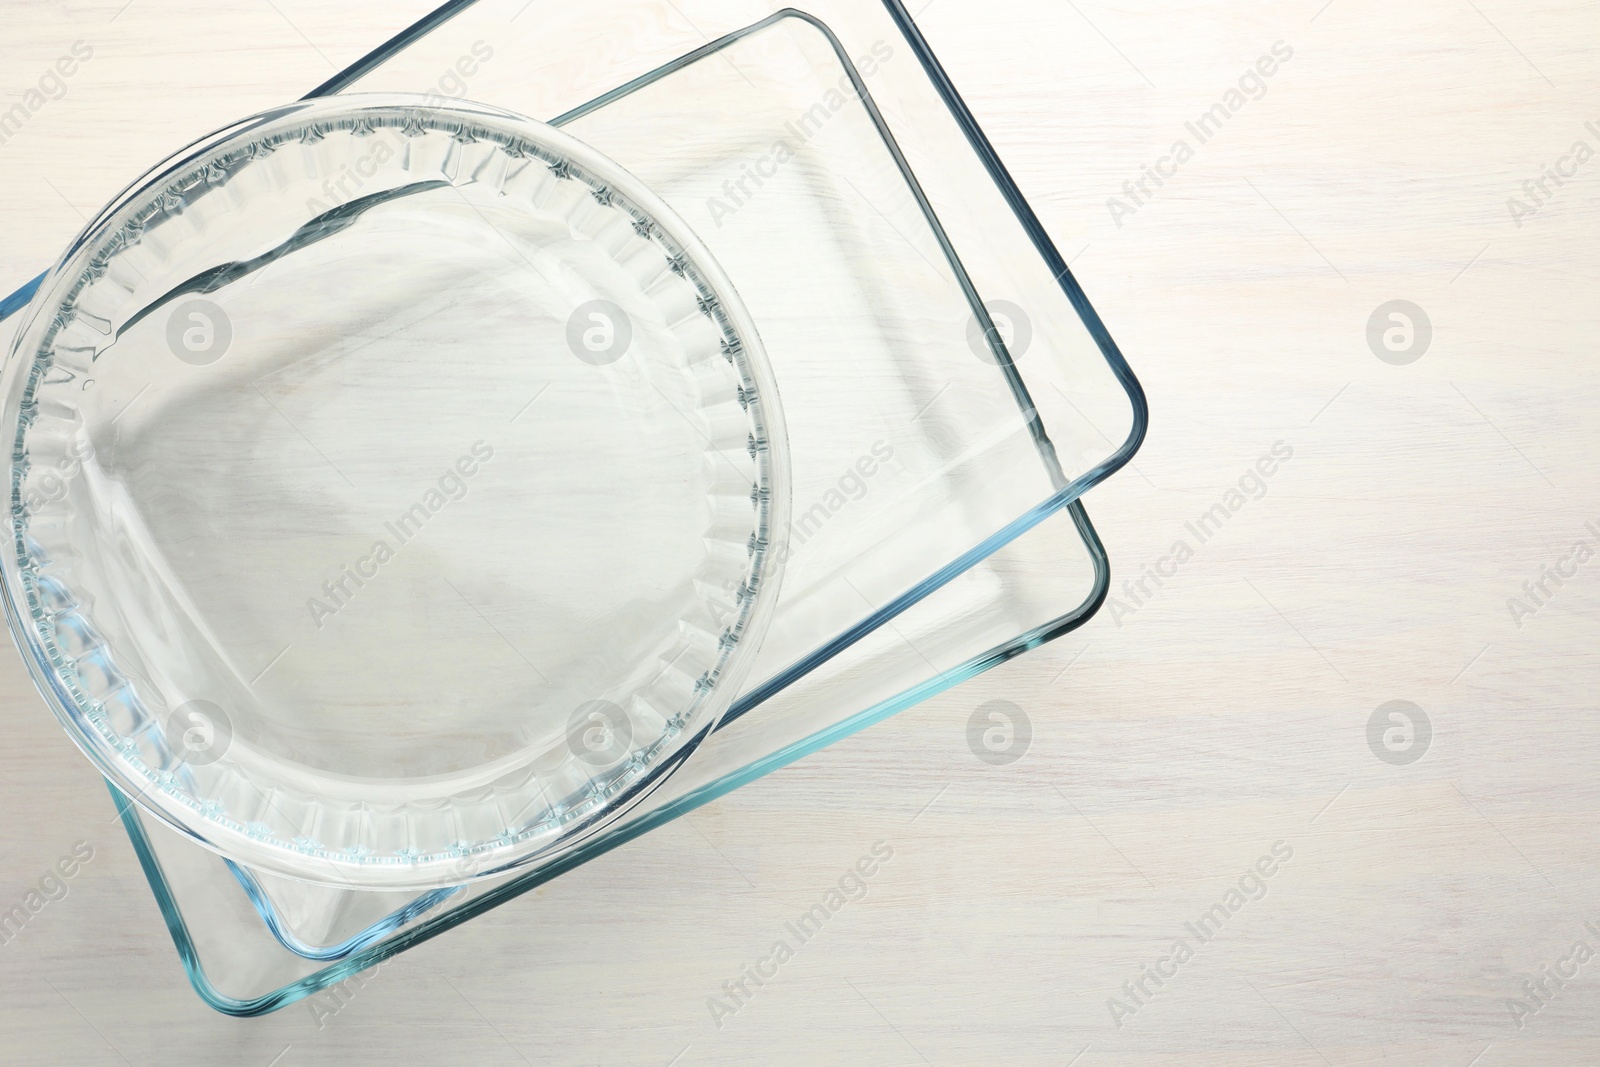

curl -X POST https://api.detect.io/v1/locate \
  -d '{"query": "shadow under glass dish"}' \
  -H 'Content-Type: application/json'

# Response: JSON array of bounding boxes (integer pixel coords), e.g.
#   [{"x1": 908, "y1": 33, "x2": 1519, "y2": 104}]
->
[{"x1": 1, "y1": 95, "x2": 789, "y2": 890}]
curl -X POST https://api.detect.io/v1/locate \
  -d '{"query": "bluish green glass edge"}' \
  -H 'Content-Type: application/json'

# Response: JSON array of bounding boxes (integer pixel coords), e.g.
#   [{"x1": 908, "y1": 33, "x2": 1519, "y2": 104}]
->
[
  {"x1": 223, "y1": 858, "x2": 461, "y2": 961},
  {"x1": 0, "y1": 274, "x2": 43, "y2": 320}
]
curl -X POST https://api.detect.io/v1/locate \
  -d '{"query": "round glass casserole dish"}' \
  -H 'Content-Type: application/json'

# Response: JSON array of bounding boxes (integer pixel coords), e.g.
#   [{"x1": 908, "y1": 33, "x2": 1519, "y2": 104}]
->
[{"x1": 0, "y1": 95, "x2": 789, "y2": 890}]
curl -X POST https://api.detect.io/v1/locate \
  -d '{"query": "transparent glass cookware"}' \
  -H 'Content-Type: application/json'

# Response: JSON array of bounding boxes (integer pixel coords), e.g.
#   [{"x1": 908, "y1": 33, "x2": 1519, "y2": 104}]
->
[
  {"x1": 0, "y1": 0, "x2": 1150, "y2": 1015},
  {"x1": 1, "y1": 95, "x2": 790, "y2": 891}
]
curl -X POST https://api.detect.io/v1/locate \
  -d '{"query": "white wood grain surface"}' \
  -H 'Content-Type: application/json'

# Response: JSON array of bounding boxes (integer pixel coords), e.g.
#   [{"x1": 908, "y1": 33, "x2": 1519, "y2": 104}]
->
[{"x1": 2, "y1": 1, "x2": 1598, "y2": 1064}]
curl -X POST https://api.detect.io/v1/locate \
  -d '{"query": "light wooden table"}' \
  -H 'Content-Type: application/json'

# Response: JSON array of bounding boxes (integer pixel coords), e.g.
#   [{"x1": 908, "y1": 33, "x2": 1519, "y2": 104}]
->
[{"x1": 1, "y1": 1, "x2": 1597, "y2": 1064}]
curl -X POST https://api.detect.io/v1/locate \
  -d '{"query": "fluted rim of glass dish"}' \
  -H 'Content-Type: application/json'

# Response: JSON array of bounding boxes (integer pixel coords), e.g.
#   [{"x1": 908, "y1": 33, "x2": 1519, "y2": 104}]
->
[{"x1": 0, "y1": 94, "x2": 792, "y2": 891}]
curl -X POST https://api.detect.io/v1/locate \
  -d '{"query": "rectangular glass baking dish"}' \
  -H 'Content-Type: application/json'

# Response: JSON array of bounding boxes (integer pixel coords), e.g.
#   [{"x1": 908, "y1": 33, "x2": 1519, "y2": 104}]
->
[{"x1": 0, "y1": 0, "x2": 1144, "y2": 1014}]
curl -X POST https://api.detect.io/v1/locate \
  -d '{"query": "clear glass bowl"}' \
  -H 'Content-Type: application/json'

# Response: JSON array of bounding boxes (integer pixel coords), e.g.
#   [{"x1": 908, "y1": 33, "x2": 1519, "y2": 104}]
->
[{"x1": 1, "y1": 95, "x2": 789, "y2": 890}]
